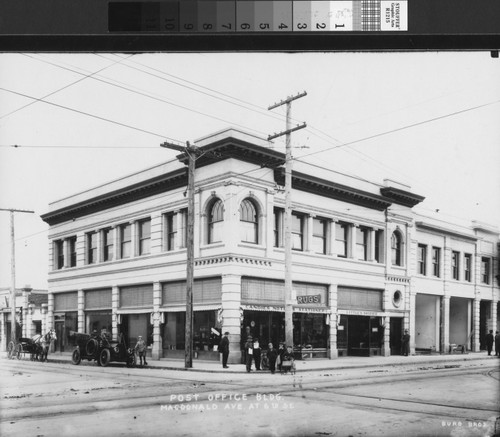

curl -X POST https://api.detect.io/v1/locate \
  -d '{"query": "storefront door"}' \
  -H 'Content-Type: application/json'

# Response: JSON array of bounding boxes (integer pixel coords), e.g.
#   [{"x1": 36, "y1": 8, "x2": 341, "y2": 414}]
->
[{"x1": 390, "y1": 318, "x2": 402, "y2": 355}]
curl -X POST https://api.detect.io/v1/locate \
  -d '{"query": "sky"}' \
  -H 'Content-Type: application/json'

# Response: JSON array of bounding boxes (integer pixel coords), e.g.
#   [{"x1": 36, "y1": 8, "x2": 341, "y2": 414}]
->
[{"x1": 0, "y1": 52, "x2": 499, "y2": 290}]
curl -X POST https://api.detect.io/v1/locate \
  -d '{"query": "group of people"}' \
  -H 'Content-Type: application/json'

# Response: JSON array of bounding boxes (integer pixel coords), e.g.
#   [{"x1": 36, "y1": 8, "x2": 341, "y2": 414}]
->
[
  {"x1": 219, "y1": 332, "x2": 295, "y2": 373},
  {"x1": 485, "y1": 330, "x2": 500, "y2": 357}
]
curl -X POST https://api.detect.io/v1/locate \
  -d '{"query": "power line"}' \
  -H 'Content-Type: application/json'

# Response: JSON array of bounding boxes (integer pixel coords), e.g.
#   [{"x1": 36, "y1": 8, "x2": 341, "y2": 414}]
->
[
  {"x1": 0, "y1": 86, "x2": 181, "y2": 143},
  {"x1": 0, "y1": 54, "x2": 134, "y2": 122},
  {"x1": 22, "y1": 53, "x2": 271, "y2": 137},
  {"x1": 295, "y1": 99, "x2": 500, "y2": 161}
]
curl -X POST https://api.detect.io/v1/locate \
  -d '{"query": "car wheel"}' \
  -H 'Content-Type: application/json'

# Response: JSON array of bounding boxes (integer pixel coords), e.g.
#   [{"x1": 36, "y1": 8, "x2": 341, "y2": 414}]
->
[
  {"x1": 99, "y1": 348, "x2": 111, "y2": 367},
  {"x1": 86, "y1": 338, "x2": 98, "y2": 357},
  {"x1": 72, "y1": 348, "x2": 81, "y2": 365}
]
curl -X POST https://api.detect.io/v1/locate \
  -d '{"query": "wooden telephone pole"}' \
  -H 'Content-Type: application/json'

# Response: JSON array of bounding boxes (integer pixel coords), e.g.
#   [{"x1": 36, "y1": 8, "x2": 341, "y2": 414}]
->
[
  {"x1": 0, "y1": 208, "x2": 35, "y2": 343},
  {"x1": 160, "y1": 141, "x2": 198, "y2": 369},
  {"x1": 268, "y1": 91, "x2": 307, "y2": 349}
]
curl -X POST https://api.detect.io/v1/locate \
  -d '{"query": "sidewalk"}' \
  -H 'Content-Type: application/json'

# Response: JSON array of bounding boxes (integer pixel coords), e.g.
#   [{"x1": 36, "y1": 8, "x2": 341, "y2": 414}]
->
[{"x1": 3, "y1": 350, "x2": 497, "y2": 373}]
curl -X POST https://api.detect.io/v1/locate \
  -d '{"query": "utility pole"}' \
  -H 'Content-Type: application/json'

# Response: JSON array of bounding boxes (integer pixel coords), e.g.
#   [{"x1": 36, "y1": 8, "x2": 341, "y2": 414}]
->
[
  {"x1": 0, "y1": 208, "x2": 35, "y2": 344},
  {"x1": 268, "y1": 91, "x2": 307, "y2": 349},
  {"x1": 160, "y1": 141, "x2": 198, "y2": 369}
]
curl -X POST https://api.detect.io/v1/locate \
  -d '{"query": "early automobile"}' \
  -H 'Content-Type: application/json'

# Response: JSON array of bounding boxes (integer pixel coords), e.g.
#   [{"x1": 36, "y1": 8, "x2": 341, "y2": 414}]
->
[{"x1": 70, "y1": 331, "x2": 136, "y2": 367}]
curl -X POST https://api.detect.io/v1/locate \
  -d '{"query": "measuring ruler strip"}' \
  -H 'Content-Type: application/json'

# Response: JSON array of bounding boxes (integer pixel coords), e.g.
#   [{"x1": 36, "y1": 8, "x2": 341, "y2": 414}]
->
[{"x1": 109, "y1": 1, "x2": 408, "y2": 33}]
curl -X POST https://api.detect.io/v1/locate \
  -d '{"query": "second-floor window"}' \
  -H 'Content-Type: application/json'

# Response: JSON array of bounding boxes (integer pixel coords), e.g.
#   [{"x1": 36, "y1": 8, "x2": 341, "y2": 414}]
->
[
  {"x1": 312, "y1": 217, "x2": 327, "y2": 254},
  {"x1": 138, "y1": 219, "x2": 151, "y2": 256},
  {"x1": 119, "y1": 224, "x2": 131, "y2": 259},
  {"x1": 464, "y1": 253, "x2": 472, "y2": 282},
  {"x1": 418, "y1": 244, "x2": 427, "y2": 275},
  {"x1": 432, "y1": 247, "x2": 440, "y2": 277},
  {"x1": 240, "y1": 199, "x2": 258, "y2": 244},
  {"x1": 292, "y1": 213, "x2": 304, "y2": 251},
  {"x1": 55, "y1": 240, "x2": 64, "y2": 269},
  {"x1": 102, "y1": 228, "x2": 114, "y2": 262},
  {"x1": 481, "y1": 257, "x2": 490, "y2": 284},
  {"x1": 68, "y1": 236, "x2": 77, "y2": 267},
  {"x1": 356, "y1": 227, "x2": 368, "y2": 261},
  {"x1": 208, "y1": 199, "x2": 224, "y2": 244},
  {"x1": 391, "y1": 231, "x2": 403, "y2": 266},
  {"x1": 87, "y1": 232, "x2": 98, "y2": 264},
  {"x1": 374, "y1": 230, "x2": 384, "y2": 263},
  {"x1": 335, "y1": 222, "x2": 348, "y2": 258},
  {"x1": 452, "y1": 251, "x2": 460, "y2": 280}
]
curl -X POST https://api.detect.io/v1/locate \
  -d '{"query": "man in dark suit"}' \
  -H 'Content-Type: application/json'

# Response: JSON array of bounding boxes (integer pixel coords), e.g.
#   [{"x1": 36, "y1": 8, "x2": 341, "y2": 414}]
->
[
  {"x1": 219, "y1": 332, "x2": 230, "y2": 368},
  {"x1": 485, "y1": 330, "x2": 494, "y2": 356}
]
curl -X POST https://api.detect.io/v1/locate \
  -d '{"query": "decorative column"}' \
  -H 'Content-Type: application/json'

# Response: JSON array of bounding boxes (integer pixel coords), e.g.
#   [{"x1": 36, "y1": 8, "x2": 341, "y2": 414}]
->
[
  {"x1": 41, "y1": 304, "x2": 48, "y2": 334},
  {"x1": 112, "y1": 286, "x2": 119, "y2": 341},
  {"x1": 328, "y1": 283, "x2": 338, "y2": 358},
  {"x1": 152, "y1": 281, "x2": 162, "y2": 360},
  {"x1": 408, "y1": 291, "x2": 416, "y2": 355},
  {"x1": 47, "y1": 293, "x2": 54, "y2": 330},
  {"x1": 440, "y1": 296, "x2": 450, "y2": 354},
  {"x1": 221, "y1": 273, "x2": 242, "y2": 364},
  {"x1": 306, "y1": 215, "x2": 314, "y2": 253},
  {"x1": 22, "y1": 287, "x2": 32, "y2": 337},
  {"x1": 77, "y1": 289, "x2": 85, "y2": 333},
  {"x1": 0, "y1": 313, "x2": 5, "y2": 351},
  {"x1": 382, "y1": 315, "x2": 390, "y2": 357},
  {"x1": 348, "y1": 224, "x2": 357, "y2": 259}
]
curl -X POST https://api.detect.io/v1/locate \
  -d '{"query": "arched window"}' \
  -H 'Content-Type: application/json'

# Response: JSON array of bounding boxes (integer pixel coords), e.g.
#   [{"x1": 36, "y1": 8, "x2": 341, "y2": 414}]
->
[
  {"x1": 239, "y1": 199, "x2": 258, "y2": 244},
  {"x1": 208, "y1": 199, "x2": 224, "y2": 244},
  {"x1": 391, "y1": 231, "x2": 403, "y2": 266}
]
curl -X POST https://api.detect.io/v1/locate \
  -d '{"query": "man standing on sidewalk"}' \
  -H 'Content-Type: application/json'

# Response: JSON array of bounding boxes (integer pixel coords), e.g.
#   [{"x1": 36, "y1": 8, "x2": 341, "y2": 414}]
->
[
  {"x1": 219, "y1": 332, "x2": 230, "y2": 369},
  {"x1": 495, "y1": 331, "x2": 500, "y2": 357},
  {"x1": 485, "y1": 330, "x2": 494, "y2": 356}
]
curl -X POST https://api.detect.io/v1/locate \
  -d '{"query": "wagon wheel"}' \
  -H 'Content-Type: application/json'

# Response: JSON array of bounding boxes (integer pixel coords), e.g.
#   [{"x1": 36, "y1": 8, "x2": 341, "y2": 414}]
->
[
  {"x1": 72, "y1": 348, "x2": 82, "y2": 365},
  {"x1": 99, "y1": 348, "x2": 111, "y2": 367},
  {"x1": 16, "y1": 343, "x2": 23, "y2": 360},
  {"x1": 7, "y1": 341, "x2": 16, "y2": 359}
]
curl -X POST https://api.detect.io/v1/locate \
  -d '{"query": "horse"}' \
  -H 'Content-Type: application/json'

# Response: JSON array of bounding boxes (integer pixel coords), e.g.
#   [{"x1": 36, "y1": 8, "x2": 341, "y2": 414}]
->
[{"x1": 34, "y1": 329, "x2": 57, "y2": 362}]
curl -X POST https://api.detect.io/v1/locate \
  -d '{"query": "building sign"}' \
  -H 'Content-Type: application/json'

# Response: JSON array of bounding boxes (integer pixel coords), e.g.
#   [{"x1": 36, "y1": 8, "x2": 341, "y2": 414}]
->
[
  {"x1": 339, "y1": 309, "x2": 385, "y2": 317},
  {"x1": 297, "y1": 295, "x2": 321, "y2": 304}
]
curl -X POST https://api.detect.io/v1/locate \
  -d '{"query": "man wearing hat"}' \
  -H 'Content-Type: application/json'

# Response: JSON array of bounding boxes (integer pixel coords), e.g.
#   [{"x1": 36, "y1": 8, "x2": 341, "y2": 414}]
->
[
  {"x1": 219, "y1": 331, "x2": 230, "y2": 369},
  {"x1": 135, "y1": 335, "x2": 148, "y2": 367}
]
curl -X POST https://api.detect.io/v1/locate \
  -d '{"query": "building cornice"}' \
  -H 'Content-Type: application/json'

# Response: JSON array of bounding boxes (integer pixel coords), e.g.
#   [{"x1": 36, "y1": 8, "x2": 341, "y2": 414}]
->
[
  {"x1": 41, "y1": 168, "x2": 187, "y2": 225},
  {"x1": 415, "y1": 221, "x2": 477, "y2": 241},
  {"x1": 274, "y1": 168, "x2": 392, "y2": 211},
  {"x1": 380, "y1": 186, "x2": 425, "y2": 208}
]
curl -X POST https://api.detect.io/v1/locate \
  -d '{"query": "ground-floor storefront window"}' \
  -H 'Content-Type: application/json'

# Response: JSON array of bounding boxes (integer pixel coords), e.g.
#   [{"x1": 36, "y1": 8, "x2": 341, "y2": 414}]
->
[
  {"x1": 162, "y1": 310, "x2": 219, "y2": 360},
  {"x1": 54, "y1": 312, "x2": 77, "y2": 352},
  {"x1": 85, "y1": 310, "x2": 112, "y2": 338},
  {"x1": 337, "y1": 315, "x2": 383, "y2": 357},
  {"x1": 242, "y1": 310, "x2": 328, "y2": 359}
]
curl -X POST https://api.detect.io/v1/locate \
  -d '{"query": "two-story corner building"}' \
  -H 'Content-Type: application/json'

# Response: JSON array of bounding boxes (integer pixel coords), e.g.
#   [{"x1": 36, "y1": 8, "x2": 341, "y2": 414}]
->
[{"x1": 40, "y1": 128, "x2": 499, "y2": 363}]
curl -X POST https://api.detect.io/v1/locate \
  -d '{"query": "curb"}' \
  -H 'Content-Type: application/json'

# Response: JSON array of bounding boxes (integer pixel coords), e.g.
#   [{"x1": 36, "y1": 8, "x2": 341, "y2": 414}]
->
[{"x1": 3, "y1": 353, "x2": 494, "y2": 374}]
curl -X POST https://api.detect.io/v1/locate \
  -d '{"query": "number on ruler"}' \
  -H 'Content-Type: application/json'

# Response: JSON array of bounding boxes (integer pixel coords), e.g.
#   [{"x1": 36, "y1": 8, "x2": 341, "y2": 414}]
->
[
  {"x1": 164, "y1": 19, "x2": 176, "y2": 31},
  {"x1": 183, "y1": 23, "x2": 194, "y2": 30},
  {"x1": 279, "y1": 23, "x2": 288, "y2": 29},
  {"x1": 240, "y1": 23, "x2": 251, "y2": 30},
  {"x1": 259, "y1": 23, "x2": 270, "y2": 30},
  {"x1": 297, "y1": 23, "x2": 307, "y2": 30},
  {"x1": 222, "y1": 23, "x2": 232, "y2": 30},
  {"x1": 203, "y1": 23, "x2": 213, "y2": 30},
  {"x1": 316, "y1": 23, "x2": 326, "y2": 30}
]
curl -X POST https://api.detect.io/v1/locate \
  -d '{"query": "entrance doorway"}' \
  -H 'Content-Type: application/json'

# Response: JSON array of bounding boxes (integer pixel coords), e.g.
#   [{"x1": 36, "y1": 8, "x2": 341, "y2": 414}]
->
[{"x1": 390, "y1": 318, "x2": 402, "y2": 355}]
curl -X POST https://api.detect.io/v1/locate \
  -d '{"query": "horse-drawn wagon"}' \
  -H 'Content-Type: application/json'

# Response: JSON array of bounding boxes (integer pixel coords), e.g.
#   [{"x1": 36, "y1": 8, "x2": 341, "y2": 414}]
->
[
  {"x1": 7, "y1": 329, "x2": 57, "y2": 362},
  {"x1": 70, "y1": 331, "x2": 136, "y2": 367}
]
